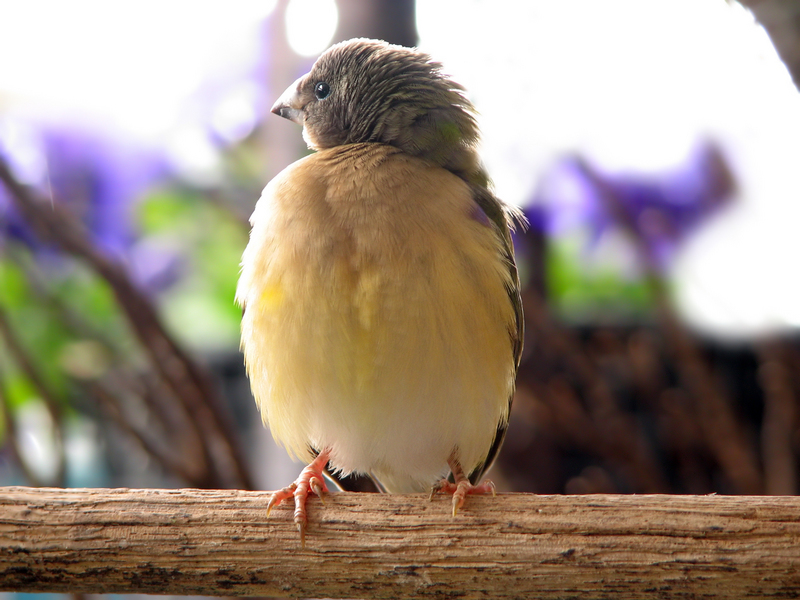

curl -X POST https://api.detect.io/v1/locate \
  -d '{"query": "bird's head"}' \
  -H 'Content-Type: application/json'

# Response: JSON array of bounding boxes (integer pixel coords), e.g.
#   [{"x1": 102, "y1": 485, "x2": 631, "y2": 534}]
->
[{"x1": 272, "y1": 38, "x2": 486, "y2": 185}]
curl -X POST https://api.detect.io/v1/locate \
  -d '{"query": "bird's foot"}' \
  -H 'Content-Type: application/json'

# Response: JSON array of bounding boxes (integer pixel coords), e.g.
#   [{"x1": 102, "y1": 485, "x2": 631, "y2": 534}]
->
[
  {"x1": 430, "y1": 477, "x2": 496, "y2": 516},
  {"x1": 429, "y1": 455, "x2": 497, "y2": 516},
  {"x1": 267, "y1": 449, "x2": 330, "y2": 546}
]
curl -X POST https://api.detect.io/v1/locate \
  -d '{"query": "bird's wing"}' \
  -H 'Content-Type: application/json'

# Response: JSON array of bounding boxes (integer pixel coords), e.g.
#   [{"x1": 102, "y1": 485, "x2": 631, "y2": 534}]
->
[{"x1": 466, "y1": 184, "x2": 525, "y2": 485}]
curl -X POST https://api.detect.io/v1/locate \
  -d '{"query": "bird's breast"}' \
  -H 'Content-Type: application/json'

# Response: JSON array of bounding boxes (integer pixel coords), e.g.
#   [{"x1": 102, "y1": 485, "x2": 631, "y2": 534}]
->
[{"x1": 238, "y1": 144, "x2": 516, "y2": 488}]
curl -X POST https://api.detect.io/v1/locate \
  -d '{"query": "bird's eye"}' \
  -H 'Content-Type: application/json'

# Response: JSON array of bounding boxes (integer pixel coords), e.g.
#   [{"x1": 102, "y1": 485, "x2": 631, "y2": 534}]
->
[{"x1": 314, "y1": 82, "x2": 331, "y2": 100}]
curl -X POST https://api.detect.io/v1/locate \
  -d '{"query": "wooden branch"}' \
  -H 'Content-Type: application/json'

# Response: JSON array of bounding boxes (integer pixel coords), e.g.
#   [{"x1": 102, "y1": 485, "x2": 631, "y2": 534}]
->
[{"x1": 2, "y1": 487, "x2": 799, "y2": 598}]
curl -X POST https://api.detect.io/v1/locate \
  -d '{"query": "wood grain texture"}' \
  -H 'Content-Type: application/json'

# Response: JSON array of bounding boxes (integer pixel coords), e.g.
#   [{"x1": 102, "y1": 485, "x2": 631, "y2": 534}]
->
[{"x1": 1, "y1": 486, "x2": 799, "y2": 598}]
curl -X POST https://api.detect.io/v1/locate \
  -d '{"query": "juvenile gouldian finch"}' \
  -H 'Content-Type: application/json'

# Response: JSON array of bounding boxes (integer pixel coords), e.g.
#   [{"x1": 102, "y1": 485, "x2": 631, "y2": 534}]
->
[{"x1": 237, "y1": 38, "x2": 523, "y2": 541}]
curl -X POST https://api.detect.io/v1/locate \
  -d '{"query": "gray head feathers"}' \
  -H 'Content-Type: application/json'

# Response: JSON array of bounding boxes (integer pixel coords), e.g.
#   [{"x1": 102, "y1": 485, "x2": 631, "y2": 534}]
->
[{"x1": 274, "y1": 38, "x2": 488, "y2": 187}]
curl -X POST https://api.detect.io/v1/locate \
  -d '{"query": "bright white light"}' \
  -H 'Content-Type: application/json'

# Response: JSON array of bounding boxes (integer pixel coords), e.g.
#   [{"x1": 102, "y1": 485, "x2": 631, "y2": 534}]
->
[
  {"x1": 418, "y1": 0, "x2": 774, "y2": 196},
  {"x1": 211, "y1": 83, "x2": 260, "y2": 143},
  {"x1": 0, "y1": 0, "x2": 273, "y2": 141},
  {"x1": 0, "y1": 118, "x2": 47, "y2": 184},
  {"x1": 17, "y1": 401, "x2": 60, "y2": 483},
  {"x1": 286, "y1": 0, "x2": 338, "y2": 57},
  {"x1": 418, "y1": 0, "x2": 800, "y2": 338},
  {"x1": 165, "y1": 126, "x2": 222, "y2": 186}
]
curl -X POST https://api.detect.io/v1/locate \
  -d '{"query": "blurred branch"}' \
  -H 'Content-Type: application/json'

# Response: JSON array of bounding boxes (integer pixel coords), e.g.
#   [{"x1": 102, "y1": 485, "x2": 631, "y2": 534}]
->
[
  {"x1": 0, "y1": 307, "x2": 66, "y2": 486},
  {"x1": 737, "y1": 0, "x2": 800, "y2": 92},
  {"x1": 656, "y1": 306, "x2": 763, "y2": 494},
  {"x1": 333, "y1": 0, "x2": 417, "y2": 47},
  {"x1": 521, "y1": 292, "x2": 669, "y2": 492},
  {"x1": 573, "y1": 157, "x2": 763, "y2": 494},
  {"x1": 6, "y1": 244, "x2": 215, "y2": 487},
  {"x1": 7, "y1": 245, "x2": 127, "y2": 358},
  {"x1": 205, "y1": 188, "x2": 253, "y2": 231},
  {"x1": 83, "y1": 378, "x2": 208, "y2": 486},
  {"x1": 758, "y1": 341, "x2": 798, "y2": 495},
  {"x1": 0, "y1": 157, "x2": 253, "y2": 490},
  {"x1": 0, "y1": 368, "x2": 43, "y2": 487}
]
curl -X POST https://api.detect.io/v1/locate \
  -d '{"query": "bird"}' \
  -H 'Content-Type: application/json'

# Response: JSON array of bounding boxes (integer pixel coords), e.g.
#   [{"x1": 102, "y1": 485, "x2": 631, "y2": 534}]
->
[{"x1": 236, "y1": 38, "x2": 523, "y2": 543}]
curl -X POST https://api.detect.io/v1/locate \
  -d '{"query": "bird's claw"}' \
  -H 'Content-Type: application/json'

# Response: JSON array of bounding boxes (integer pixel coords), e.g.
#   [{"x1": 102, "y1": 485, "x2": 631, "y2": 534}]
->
[
  {"x1": 429, "y1": 480, "x2": 446, "y2": 501},
  {"x1": 430, "y1": 478, "x2": 497, "y2": 516},
  {"x1": 310, "y1": 476, "x2": 326, "y2": 504},
  {"x1": 266, "y1": 482, "x2": 298, "y2": 518},
  {"x1": 296, "y1": 517, "x2": 307, "y2": 547},
  {"x1": 268, "y1": 452, "x2": 331, "y2": 546}
]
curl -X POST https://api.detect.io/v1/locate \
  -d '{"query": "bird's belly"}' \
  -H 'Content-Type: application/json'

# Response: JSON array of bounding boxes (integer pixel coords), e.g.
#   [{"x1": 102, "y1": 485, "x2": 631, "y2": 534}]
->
[{"x1": 244, "y1": 235, "x2": 513, "y2": 491}]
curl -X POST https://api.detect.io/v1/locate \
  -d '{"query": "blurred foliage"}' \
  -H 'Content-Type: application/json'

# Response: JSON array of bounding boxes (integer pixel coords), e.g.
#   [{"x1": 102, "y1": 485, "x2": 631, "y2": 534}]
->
[
  {"x1": 1, "y1": 370, "x2": 37, "y2": 411},
  {"x1": 0, "y1": 162, "x2": 256, "y2": 488},
  {"x1": 134, "y1": 189, "x2": 247, "y2": 351},
  {"x1": 547, "y1": 236, "x2": 655, "y2": 323}
]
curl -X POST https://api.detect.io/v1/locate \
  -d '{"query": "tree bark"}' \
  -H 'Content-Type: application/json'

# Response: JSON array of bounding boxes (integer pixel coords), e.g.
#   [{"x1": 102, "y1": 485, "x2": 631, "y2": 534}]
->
[{"x1": 1, "y1": 486, "x2": 799, "y2": 598}]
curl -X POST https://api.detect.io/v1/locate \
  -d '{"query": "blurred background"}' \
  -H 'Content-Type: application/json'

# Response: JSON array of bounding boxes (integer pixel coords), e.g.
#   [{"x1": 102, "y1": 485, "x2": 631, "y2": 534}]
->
[{"x1": 2, "y1": 0, "x2": 800, "y2": 575}]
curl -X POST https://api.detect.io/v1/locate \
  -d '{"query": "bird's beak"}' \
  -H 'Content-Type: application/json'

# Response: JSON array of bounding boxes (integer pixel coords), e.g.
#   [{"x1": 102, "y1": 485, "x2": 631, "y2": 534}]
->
[{"x1": 271, "y1": 75, "x2": 306, "y2": 124}]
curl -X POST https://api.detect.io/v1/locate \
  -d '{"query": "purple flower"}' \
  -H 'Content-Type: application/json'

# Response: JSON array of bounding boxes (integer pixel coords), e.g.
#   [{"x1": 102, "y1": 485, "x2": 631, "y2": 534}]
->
[
  {"x1": 530, "y1": 139, "x2": 736, "y2": 269},
  {"x1": 0, "y1": 120, "x2": 178, "y2": 291}
]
